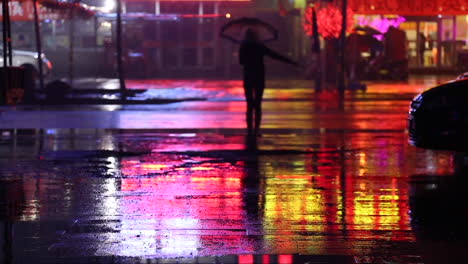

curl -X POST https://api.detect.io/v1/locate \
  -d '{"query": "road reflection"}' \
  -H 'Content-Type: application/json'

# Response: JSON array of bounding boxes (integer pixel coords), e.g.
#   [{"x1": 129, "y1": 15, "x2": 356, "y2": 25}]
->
[
  {"x1": 0, "y1": 128, "x2": 461, "y2": 262},
  {"x1": 95, "y1": 131, "x2": 453, "y2": 257},
  {"x1": 407, "y1": 152, "x2": 468, "y2": 264}
]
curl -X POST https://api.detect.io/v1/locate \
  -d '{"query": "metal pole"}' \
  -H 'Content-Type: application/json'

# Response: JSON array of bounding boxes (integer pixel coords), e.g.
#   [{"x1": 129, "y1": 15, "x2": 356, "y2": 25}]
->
[
  {"x1": 2, "y1": 0, "x2": 8, "y2": 67},
  {"x1": 68, "y1": 4, "x2": 75, "y2": 87},
  {"x1": 94, "y1": 15, "x2": 98, "y2": 80},
  {"x1": 5, "y1": 0, "x2": 12, "y2": 65},
  {"x1": 310, "y1": 6, "x2": 321, "y2": 92},
  {"x1": 197, "y1": 2, "x2": 203, "y2": 68},
  {"x1": 155, "y1": 0, "x2": 162, "y2": 70},
  {"x1": 1, "y1": 0, "x2": 10, "y2": 104},
  {"x1": 32, "y1": 0, "x2": 45, "y2": 91},
  {"x1": 338, "y1": 0, "x2": 347, "y2": 107},
  {"x1": 116, "y1": 0, "x2": 126, "y2": 101}
]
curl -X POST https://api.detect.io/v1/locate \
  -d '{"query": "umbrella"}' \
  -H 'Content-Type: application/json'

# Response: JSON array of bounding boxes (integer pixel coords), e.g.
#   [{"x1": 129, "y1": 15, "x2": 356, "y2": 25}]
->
[
  {"x1": 354, "y1": 26, "x2": 381, "y2": 36},
  {"x1": 220, "y1": 17, "x2": 278, "y2": 43}
]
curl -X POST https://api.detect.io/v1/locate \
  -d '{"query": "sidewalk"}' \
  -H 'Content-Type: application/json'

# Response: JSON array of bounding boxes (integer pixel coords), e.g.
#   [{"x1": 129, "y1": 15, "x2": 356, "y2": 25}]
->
[
  {"x1": 38, "y1": 74, "x2": 455, "y2": 103},
  {"x1": 0, "y1": 75, "x2": 455, "y2": 130}
]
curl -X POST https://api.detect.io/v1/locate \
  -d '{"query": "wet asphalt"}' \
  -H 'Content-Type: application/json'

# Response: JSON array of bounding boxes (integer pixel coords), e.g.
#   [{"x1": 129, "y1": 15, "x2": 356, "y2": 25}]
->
[{"x1": 1, "y1": 76, "x2": 468, "y2": 264}]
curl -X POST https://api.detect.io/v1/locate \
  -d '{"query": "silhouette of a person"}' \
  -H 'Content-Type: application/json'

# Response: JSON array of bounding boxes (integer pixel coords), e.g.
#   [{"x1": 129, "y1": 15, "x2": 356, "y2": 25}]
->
[
  {"x1": 418, "y1": 33, "x2": 426, "y2": 66},
  {"x1": 237, "y1": 29, "x2": 298, "y2": 135}
]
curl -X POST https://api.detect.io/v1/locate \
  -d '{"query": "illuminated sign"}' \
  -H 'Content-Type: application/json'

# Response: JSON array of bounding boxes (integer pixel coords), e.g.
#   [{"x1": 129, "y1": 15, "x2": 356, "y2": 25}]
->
[
  {"x1": 0, "y1": 1, "x2": 72, "y2": 21},
  {"x1": 350, "y1": 0, "x2": 468, "y2": 15}
]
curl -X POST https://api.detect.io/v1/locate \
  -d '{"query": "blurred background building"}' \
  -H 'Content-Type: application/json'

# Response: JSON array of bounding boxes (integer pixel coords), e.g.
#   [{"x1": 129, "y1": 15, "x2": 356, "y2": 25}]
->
[{"x1": 1, "y1": 0, "x2": 467, "y2": 79}]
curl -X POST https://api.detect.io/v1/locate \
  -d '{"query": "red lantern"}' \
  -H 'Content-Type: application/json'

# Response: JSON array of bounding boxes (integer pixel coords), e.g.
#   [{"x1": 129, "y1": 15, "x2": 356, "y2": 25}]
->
[{"x1": 303, "y1": 3, "x2": 355, "y2": 40}]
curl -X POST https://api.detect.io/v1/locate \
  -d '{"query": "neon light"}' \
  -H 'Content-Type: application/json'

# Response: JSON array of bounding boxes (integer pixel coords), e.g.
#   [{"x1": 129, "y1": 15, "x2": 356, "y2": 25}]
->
[
  {"x1": 180, "y1": 14, "x2": 225, "y2": 18},
  {"x1": 356, "y1": 15, "x2": 406, "y2": 37}
]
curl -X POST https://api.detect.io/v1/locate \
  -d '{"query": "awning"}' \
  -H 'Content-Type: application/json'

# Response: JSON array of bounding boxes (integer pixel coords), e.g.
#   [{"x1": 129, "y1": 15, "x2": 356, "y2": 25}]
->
[
  {"x1": 349, "y1": 0, "x2": 468, "y2": 16},
  {"x1": 0, "y1": 0, "x2": 95, "y2": 21}
]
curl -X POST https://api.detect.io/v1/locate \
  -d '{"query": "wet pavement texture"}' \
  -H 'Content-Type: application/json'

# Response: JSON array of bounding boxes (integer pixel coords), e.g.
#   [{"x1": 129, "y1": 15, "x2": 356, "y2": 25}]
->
[{"x1": 1, "y1": 77, "x2": 468, "y2": 263}]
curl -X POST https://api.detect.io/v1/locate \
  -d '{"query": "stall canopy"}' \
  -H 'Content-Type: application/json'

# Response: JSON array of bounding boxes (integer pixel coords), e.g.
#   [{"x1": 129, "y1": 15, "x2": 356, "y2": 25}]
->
[
  {"x1": 0, "y1": 0, "x2": 95, "y2": 21},
  {"x1": 349, "y1": 0, "x2": 468, "y2": 16}
]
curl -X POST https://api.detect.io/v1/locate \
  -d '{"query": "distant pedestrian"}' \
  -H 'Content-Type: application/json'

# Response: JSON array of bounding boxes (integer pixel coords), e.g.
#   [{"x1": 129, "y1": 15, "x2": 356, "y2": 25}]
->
[
  {"x1": 231, "y1": 29, "x2": 299, "y2": 136},
  {"x1": 418, "y1": 33, "x2": 427, "y2": 65},
  {"x1": 383, "y1": 26, "x2": 408, "y2": 63}
]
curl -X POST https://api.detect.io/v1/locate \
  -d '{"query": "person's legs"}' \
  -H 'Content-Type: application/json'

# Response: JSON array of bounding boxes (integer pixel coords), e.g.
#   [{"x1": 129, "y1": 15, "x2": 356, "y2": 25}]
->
[
  {"x1": 243, "y1": 79, "x2": 255, "y2": 133},
  {"x1": 253, "y1": 79, "x2": 265, "y2": 134}
]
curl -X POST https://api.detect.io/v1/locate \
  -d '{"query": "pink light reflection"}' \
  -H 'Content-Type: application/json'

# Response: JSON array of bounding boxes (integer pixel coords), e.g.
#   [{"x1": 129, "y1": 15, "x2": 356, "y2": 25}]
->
[{"x1": 115, "y1": 157, "x2": 252, "y2": 257}]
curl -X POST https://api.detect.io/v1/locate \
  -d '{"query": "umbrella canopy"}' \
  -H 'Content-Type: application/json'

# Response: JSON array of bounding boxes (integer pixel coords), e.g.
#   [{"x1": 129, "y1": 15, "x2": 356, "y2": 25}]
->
[{"x1": 220, "y1": 17, "x2": 278, "y2": 43}]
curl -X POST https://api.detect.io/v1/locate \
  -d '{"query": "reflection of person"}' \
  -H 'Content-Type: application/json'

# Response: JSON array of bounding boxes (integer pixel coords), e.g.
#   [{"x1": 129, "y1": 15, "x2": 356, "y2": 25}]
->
[
  {"x1": 241, "y1": 138, "x2": 261, "y2": 221},
  {"x1": 238, "y1": 29, "x2": 299, "y2": 135}
]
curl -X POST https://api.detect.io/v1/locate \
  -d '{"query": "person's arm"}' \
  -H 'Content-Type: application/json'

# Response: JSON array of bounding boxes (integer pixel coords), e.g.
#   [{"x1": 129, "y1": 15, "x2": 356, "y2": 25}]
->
[
  {"x1": 262, "y1": 24, "x2": 279, "y2": 43},
  {"x1": 263, "y1": 46, "x2": 299, "y2": 66}
]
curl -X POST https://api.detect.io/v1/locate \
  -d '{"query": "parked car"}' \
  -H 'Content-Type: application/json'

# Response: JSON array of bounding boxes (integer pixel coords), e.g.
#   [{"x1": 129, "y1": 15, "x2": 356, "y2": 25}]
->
[
  {"x1": 408, "y1": 74, "x2": 468, "y2": 150},
  {"x1": 0, "y1": 48, "x2": 52, "y2": 77}
]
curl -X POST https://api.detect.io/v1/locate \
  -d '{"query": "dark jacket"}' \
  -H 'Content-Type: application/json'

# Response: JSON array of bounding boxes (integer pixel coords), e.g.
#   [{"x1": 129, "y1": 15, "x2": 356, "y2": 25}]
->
[{"x1": 239, "y1": 42, "x2": 297, "y2": 69}]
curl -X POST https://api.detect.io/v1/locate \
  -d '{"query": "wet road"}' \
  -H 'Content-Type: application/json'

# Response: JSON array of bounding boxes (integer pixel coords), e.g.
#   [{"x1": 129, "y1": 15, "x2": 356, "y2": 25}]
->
[{"x1": 1, "y1": 77, "x2": 467, "y2": 263}]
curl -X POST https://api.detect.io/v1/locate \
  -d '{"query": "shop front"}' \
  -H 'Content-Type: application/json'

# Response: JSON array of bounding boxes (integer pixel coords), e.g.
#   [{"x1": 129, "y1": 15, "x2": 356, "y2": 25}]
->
[
  {"x1": 2, "y1": 0, "x2": 255, "y2": 78},
  {"x1": 114, "y1": 0, "x2": 255, "y2": 77},
  {"x1": 350, "y1": 0, "x2": 468, "y2": 72},
  {"x1": 400, "y1": 15, "x2": 467, "y2": 71}
]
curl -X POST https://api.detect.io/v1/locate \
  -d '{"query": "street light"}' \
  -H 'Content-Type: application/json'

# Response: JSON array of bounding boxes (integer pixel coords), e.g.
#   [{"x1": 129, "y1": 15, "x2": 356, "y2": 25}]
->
[{"x1": 103, "y1": 0, "x2": 116, "y2": 12}]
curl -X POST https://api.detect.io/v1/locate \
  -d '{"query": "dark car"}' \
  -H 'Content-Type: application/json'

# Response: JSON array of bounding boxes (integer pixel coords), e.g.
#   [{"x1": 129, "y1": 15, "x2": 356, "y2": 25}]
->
[{"x1": 408, "y1": 75, "x2": 468, "y2": 150}]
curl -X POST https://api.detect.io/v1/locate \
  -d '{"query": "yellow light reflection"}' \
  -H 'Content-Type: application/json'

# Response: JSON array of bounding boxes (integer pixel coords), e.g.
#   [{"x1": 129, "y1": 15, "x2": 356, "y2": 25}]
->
[
  {"x1": 141, "y1": 164, "x2": 169, "y2": 170},
  {"x1": 264, "y1": 169, "x2": 325, "y2": 252},
  {"x1": 353, "y1": 195, "x2": 376, "y2": 229},
  {"x1": 190, "y1": 166, "x2": 214, "y2": 171}
]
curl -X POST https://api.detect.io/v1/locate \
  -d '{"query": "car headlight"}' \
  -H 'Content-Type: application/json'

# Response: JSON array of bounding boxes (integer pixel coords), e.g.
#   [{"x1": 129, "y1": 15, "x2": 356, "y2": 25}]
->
[
  {"x1": 33, "y1": 53, "x2": 46, "y2": 59},
  {"x1": 410, "y1": 94, "x2": 423, "y2": 110}
]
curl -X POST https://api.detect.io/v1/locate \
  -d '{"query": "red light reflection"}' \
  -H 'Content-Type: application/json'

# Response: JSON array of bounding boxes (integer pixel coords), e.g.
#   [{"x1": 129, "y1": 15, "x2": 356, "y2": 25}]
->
[
  {"x1": 278, "y1": 255, "x2": 293, "y2": 264},
  {"x1": 238, "y1": 255, "x2": 254, "y2": 264}
]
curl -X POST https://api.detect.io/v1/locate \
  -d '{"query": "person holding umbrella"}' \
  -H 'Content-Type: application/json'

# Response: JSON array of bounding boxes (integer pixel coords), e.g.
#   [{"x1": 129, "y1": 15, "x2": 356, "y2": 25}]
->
[{"x1": 220, "y1": 18, "x2": 299, "y2": 136}]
